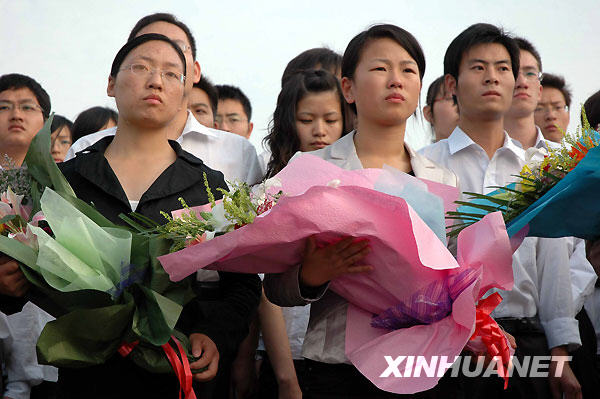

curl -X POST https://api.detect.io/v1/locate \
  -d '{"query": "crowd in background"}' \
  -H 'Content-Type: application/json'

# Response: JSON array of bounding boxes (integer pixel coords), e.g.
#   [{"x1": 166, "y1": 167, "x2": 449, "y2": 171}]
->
[{"x1": 1, "y1": 11, "x2": 600, "y2": 399}]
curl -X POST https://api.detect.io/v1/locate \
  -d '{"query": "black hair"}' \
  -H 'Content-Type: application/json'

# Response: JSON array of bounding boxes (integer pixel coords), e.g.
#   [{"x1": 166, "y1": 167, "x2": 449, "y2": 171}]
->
[
  {"x1": 583, "y1": 90, "x2": 600, "y2": 129},
  {"x1": 50, "y1": 114, "x2": 73, "y2": 135},
  {"x1": 72, "y1": 106, "x2": 118, "y2": 142},
  {"x1": 444, "y1": 23, "x2": 520, "y2": 82},
  {"x1": 193, "y1": 76, "x2": 219, "y2": 116},
  {"x1": 0, "y1": 73, "x2": 51, "y2": 120},
  {"x1": 216, "y1": 85, "x2": 252, "y2": 121},
  {"x1": 128, "y1": 13, "x2": 197, "y2": 60},
  {"x1": 264, "y1": 69, "x2": 347, "y2": 178},
  {"x1": 281, "y1": 48, "x2": 342, "y2": 86},
  {"x1": 540, "y1": 73, "x2": 572, "y2": 107},
  {"x1": 110, "y1": 33, "x2": 186, "y2": 79},
  {"x1": 425, "y1": 76, "x2": 447, "y2": 117},
  {"x1": 514, "y1": 37, "x2": 542, "y2": 72},
  {"x1": 341, "y1": 24, "x2": 426, "y2": 113}
]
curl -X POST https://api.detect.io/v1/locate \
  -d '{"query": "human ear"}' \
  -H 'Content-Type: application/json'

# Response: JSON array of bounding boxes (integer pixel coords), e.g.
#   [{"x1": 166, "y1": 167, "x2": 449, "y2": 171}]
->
[
  {"x1": 107, "y1": 76, "x2": 116, "y2": 98},
  {"x1": 341, "y1": 77, "x2": 355, "y2": 105},
  {"x1": 423, "y1": 105, "x2": 433, "y2": 123},
  {"x1": 193, "y1": 61, "x2": 201, "y2": 84},
  {"x1": 445, "y1": 74, "x2": 457, "y2": 98}
]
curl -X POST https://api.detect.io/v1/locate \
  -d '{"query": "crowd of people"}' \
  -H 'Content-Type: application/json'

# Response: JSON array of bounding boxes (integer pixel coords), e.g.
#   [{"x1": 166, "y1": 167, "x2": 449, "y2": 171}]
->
[{"x1": 1, "y1": 11, "x2": 600, "y2": 399}]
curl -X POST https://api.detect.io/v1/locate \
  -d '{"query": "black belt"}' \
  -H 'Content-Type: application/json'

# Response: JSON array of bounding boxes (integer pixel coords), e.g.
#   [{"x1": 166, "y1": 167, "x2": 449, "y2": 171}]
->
[{"x1": 496, "y1": 316, "x2": 544, "y2": 334}]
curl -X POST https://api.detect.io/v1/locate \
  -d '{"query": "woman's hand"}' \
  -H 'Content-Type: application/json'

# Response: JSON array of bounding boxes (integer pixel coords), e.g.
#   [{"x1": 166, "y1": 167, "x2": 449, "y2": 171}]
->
[
  {"x1": 299, "y1": 236, "x2": 373, "y2": 287},
  {"x1": 0, "y1": 255, "x2": 28, "y2": 297},
  {"x1": 189, "y1": 333, "x2": 220, "y2": 382}
]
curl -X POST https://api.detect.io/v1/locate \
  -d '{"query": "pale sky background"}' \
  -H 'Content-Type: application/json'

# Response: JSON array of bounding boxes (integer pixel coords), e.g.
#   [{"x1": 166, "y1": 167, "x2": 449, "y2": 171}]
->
[{"x1": 2, "y1": 0, "x2": 599, "y2": 152}]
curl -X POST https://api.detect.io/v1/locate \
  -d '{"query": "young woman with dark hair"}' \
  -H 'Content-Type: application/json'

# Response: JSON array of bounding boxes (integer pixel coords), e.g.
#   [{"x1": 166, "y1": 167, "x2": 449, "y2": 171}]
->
[
  {"x1": 49, "y1": 114, "x2": 73, "y2": 162},
  {"x1": 264, "y1": 69, "x2": 347, "y2": 178},
  {"x1": 423, "y1": 76, "x2": 459, "y2": 142},
  {"x1": 264, "y1": 24, "x2": 460, "y2": 398},
  {"x1": 56, "y1": 33, "x2": 260, "y2": 399}
]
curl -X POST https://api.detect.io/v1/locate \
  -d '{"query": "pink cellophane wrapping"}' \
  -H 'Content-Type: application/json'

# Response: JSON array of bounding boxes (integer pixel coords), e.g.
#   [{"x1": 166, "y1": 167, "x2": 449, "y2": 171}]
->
[{"x1": 158, "y1": 154, "x2": 515, "y2": 394}]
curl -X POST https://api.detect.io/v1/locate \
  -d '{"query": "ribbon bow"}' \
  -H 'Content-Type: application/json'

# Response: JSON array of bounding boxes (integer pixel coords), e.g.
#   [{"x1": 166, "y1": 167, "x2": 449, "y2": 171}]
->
[
  {"x1": 470, "y1": 292, "x2": 511, "y2": 389},
  {"x1": 118, "y1": 336, "x2": 197, "y2": 399}
]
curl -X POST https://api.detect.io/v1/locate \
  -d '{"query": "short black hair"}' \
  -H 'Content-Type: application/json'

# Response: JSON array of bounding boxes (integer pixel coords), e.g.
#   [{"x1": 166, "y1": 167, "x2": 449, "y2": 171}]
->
[
  {"x1": 342, "y1": 24, "x2": 425, "y2": 114},
  {"x1": 444, "y1": 23, "x2": 520, "y2": 82},
  {"x1": 193, "y1": 76, "x2": 219, "y2": 116},
  {"x1": 0, "y1": 73, "x2": 51, "y2": 120},
  {"x1": 583, "y1": 89, "x2": 600, "y2": 129},
  {"x1": 110, "y1": 33, "x2": 186, "y2": 79},
  {"x1": 128, "y1": 13, "x2": 197, "y2": 60},
  {"x1": 216, "y1": 85, "x2": 252, "y2": 121},
  {"x1": 514, "y1": 37, "x2": 542, "y2": 72},
  {"x1": 540, "y1": 73, "x2": 572, "y2": 107},
  {"x1": 281, "y1": 48, "x2": 342, "y2": 86},
  {"x1": 50, "y1": 114, "x2": 73, "y2": 135},
  {"x1": 72, "y1": 106, "x2": 118, "y2": 142}
]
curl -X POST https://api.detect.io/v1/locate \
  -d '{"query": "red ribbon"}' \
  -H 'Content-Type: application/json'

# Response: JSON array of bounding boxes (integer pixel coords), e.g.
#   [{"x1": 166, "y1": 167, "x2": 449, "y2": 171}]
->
[
  {"x1": 118, "y1": 336, "x2": 197, "y2": 399},
  {"x1": 470, "y1": 292, "x2": 511, "y2": 389}
]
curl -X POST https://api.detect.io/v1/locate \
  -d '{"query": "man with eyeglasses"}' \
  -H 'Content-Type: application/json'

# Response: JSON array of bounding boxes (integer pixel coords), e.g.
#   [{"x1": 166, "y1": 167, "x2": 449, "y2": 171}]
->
[
  {"x1": 0, "y1": 73, "x2": 60, "y2": 399},
  {"x1": 215, "y1": 85, "x2": 254, "y2": 139},
  {"x1": 534, "y1": 73, "x2": 572, "y2": 143}
]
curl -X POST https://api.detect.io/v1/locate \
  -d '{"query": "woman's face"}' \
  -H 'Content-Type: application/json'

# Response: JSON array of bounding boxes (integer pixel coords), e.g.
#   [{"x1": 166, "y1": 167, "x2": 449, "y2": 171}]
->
[
  {"x1": 107, "y1": 40, "x2": 186, "y2": 129},
  {"x1": 50, "y1": 126, "x2": 72, "y2": 163},
  {"x1": 342, "y1": 38, "x2": 421, "y2": 127},
  {"x1": 295, "y1": 90, "x2": 343, "y2": 152},
  {"x1": 431, "y1": 88, "x2": 459, "y2": 141}
]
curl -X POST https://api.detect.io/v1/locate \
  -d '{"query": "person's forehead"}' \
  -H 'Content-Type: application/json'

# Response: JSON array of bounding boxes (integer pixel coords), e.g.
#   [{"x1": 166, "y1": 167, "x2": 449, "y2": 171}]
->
[
  {"x1": 190, "y1": 87, "x2": 209, "y2": 102},
  {"x1": 218, "y1": 98, "x2": 245, "y2": 113},
  {"x1": 0, "y1": 87, "x2": 39, "y2": 104},
  {"x1": 541, "y1": 87, "x2": 566, "y2": 102},
  {"x1": 125, "y1": 42, "x2": 183, "y2": 67},
  {"x1": 519, "y1": 50, "x2": 538, "y2": 69},
  {"x1": 463, "y1": 42, "x2": 510, "y2": 63},
  {"x1": 136, "y1": 21, "x2": 190, "y2": 46}
]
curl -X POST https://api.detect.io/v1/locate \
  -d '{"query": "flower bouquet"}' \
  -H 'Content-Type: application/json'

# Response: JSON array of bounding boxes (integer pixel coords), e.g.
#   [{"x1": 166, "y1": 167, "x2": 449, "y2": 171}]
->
[
  {"x1": 153, "y1": 154, "x2": 515, "y2": 394},
  {"x1": 448, "y1": 111, "x2": 600, "y2": 239},
  {"x1": 0, "y1": 116, "x2": 200, "y2": 398}
]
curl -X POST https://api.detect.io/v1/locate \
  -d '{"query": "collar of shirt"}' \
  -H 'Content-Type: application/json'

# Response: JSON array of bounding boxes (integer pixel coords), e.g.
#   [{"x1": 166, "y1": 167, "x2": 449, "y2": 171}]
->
[
  {"x1": 72, "y1": 135, "x2": 206, "y2": 207},
  {"x1": 447, "y1": 126, "x2": 525, "y2": 159},
  {"x1": 178, "y1": 110, "x2": 219, "y2": 142}
]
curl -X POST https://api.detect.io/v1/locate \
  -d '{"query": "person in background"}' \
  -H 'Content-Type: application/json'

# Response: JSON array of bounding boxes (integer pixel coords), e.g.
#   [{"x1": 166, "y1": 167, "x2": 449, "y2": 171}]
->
[
  {"x1": 583, "y1": 89, "x2": 600, "y2": 130},
  {"x1": 71, "y1": 106, "x2": 117, "y2": 144},
  {"x1": 504, "y1": 36, "x2": 598, "y2": 398},
  {"x1": 254, "y1": 69, "x2": 347, "y2": 399},
  {"x1": 189, "y1": 75, "x2": 218, "y2": 128},
  {"x1": 215, "y1": 84, "x2": 253, "y2": 139},
  {"x1": 0, "y1": 73, "x2": 59, "y2": 399},
  {"x1": 534, "y1": 73, "x2": 572, "y2": 143},
  {"x1": 49, "y1": 115, "x2": 73, "y2": 163},
  {"x1": 423, "y1": 76, "x2": 459, "y2": 142}
]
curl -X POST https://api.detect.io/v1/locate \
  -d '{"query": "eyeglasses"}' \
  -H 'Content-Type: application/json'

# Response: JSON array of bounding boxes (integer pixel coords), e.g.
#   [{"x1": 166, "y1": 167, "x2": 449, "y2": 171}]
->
[
  {"x1": 172, "y1": 39, "x2": 192, "y2": 54},
  {"x1": 518, "y1": 70, "x2": 542, "y2": 82},
  {"x1": 120, "y1": 63, "x2": 186, "y2": 85},
  {"x1": 215, "y1": 115, "x2": 247, "y2": 125},
  {"x1": 0, "y1": 101, "x2": 43, "y2": 114},
  {"x1": 534, "y1": 104, "x2": 569, "y2": 114}
]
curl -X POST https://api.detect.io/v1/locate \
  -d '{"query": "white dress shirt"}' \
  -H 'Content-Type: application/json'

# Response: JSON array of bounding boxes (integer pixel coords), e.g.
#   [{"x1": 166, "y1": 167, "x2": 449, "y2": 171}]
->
[
  {"x1": 65, "y1": 111, "x2": 262, "y2": 185},
  {"x1": 420, "y1": 126, "x2": 581, "y2": 349},
  {"x1": 511, "y1": 127, "x2": 597, "y2": 313}
]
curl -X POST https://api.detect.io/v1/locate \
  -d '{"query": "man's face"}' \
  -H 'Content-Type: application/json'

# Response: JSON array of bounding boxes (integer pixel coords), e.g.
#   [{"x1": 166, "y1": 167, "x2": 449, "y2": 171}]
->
[
  {"x1": 448, "y1": 43, "x2": 515, "y2": 122},
  {"x1": 0, "y1": 87, "x2": 45, "y2": 153},
  {"x1": 189, "y1": 87, "x2": 215, "y2": 127},
  {"x1": 215, "y1": 99, "x2": 253, "y2": 138},
  {"x1": 534, "y1": 87, "x2": 570, "y2": 142},
  {"x1": 507, "y1": 50, "x2": 542, "y2": 119},
  {"x1": 135, "y1": 21, "x2": 201, "y2": 96}
]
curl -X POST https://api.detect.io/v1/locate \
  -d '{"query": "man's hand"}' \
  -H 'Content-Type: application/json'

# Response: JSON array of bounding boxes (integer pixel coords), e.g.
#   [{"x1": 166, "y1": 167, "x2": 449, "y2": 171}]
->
[
  {"x1": 300, "y1": 236, "x2": 372, "y2": 287},
  {"x1": 189, "y1": 333, "x2": 219, "y2": 382},
  {"x1": 549, "y1": 346, "x2": 582, "y2": 399},
  {"x1": 0, "y1": 255, "x2": 28, "y2": 297}
]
